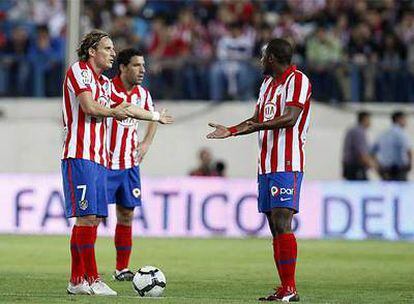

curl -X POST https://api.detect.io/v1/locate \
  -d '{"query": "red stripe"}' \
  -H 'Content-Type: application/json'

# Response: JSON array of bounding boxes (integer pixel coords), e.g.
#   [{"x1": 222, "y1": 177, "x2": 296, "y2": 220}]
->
[
  {"x1": 260, "y1": 131, "x2": 268, "y2": 174},
  {"x1": 285, "y1": 73, "x2": 303, "y2": 171},
  {"x1": 79, "y1": 61, "x2": 87, "y2": 70},
  {"x1": 130, "y1": 129, "x2": 136, "y2": 167},
  {"x1": 271, "y1": 93, "x2": 281, "y2": 172},
  {"x1": 67, "y1": 160, "x2": 76, "y2": 216},
  {"x1": 292, "y1": 72, "x2": 303, "y2": 103},
  {"x1": 293, "y1": 172, "x2": 297, "y2": 209},
  {"x1": 111, "y1": 92, "x2": 123, "y2": 106},
  {"x1": 67, "y1": 68, "x2": 81, "y2": 94},
  {"x1": 63, "y1": 76, "x2": 72, "y2": 158},
  {"x1": 143, "y1": 88, "x2": 150, "y2": 110},
  {"x1": 75, "y1": 104, "x2": 85, "y2": 159},
  {"x1": 298, "y1": 83, "x2": 311, "y2": 171},
  {"x1": 98, "y1": 121, "x2": 105, "y2": 166},
  {"x1": 119, "y1": 128, "x2": 128, "y2": 170},
  {"x1": 109, "y1": 119, "x2": 118, "y2": 168},
  {"x1": 89, "y1": 117, "x2": 96, "y2": 161}
]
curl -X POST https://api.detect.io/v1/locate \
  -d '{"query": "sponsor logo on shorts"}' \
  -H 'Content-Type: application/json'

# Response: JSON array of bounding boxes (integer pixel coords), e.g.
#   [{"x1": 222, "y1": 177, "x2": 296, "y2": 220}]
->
[
  {"x1": 271, "y1": 186, "x2": 294, "y2": 197},
  {"x1": 132, "y1": 188, "x2": 141, "y2": 198},
  {"x1": 280, "y1": 197, "x2": 292, "y2": 202},
  {"x1": 79, "y1": 199, "x2": 88, "y2": 210},
  {"x1": 271, "y1": 186, "x2": 279, "y2": 197}
]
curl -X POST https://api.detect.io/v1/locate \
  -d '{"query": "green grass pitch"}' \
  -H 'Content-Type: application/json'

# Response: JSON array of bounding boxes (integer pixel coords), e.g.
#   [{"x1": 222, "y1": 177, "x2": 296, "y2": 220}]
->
[{"x1": 0, "y1": 235, "x2": 413, "y2": 303}]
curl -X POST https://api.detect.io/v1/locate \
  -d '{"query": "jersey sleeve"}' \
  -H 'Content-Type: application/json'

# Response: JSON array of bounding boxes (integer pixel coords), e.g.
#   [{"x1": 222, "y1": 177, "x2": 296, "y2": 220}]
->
[
  {"x1": 143, "y1": 89, "x2": 155, "y2": 112},
  {"x1": 285, "y1": 72, "x2": 311, "y2": 109},
  {"x1": 256, "y1": 76, "x2": 271, "y2": 109},
  {"x1": 109, "y1": 81, "x2": 124, "y2": 108},
  {"x1": 67, "y1": 63, "x2": 93, "y2": 96}
]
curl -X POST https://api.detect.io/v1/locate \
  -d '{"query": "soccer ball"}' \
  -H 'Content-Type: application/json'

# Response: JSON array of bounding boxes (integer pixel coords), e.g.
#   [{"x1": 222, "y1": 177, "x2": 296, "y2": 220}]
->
[{"x1": 132, "y1": 266, "x2": 166, "y2": 297}]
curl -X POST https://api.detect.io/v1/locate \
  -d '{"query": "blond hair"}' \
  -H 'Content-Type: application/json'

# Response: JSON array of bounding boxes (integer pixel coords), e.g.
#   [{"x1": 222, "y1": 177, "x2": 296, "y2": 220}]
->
[{"x1": 77, "y1": 30, "x2": 110, "y2": 61}]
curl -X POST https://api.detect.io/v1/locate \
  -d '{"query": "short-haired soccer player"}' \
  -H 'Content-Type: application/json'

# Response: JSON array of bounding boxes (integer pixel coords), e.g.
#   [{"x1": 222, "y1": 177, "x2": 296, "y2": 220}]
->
[
  {"x1": 106, "y1": 48, "x2": 173, "y2": 281},
  {"x1": 207, "y1": 38, "x2": 312, "y2": 302}
]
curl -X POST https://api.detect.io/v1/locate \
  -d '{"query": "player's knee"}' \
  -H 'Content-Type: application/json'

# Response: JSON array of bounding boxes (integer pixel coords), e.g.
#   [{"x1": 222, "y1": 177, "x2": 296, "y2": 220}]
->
[
  {"x1": 76, "y1": 215, "x2": 97, "y2": 226},
  {"x1": 274, "y1": 220, "x2": 290, "y2": 234},
  {"x1": 271, "y1": 209, "x2": 293, "y2": 234},
  {"x1": 116, "y1": 207, "x2": 134, "y2": 225}
]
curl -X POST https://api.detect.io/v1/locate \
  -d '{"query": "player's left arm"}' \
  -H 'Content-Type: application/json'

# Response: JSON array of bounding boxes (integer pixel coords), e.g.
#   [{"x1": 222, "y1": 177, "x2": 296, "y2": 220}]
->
[
  {"x1": 137, "y1": 122, "x2": 158, "y2": 163},
  {"x1": 235, "y1": 73, "x2": 311, "y2": 135},
  {"x1": 236, "y1": 106, "x2": 302, "y2": 134}
]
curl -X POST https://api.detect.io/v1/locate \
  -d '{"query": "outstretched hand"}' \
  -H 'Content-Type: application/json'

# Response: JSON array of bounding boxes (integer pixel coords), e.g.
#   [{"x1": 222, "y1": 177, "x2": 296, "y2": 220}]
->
[
  {"x1": 206, "y1": 123, "x2": 231, "y2": 139},
  {"x1": 159, "y1": 109, "x2": 174, "y2": 124}
]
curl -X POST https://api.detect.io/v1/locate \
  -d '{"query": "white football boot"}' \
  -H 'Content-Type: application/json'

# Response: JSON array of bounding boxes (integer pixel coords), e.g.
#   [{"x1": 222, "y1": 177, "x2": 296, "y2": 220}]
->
[
  {"x1": 90, "y1": 280, "x2": 117, "y2": 296},
  {"x1": 67, "y1": 280, "x2": 93, "y2": 295}
]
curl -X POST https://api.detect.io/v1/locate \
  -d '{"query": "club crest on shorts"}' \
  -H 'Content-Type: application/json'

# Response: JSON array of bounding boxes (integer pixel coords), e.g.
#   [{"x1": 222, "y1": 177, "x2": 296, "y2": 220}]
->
[
  {"x1": 271, "y1": 186, "x2": 279, "y2": 197},
  {"x1": 132, "y1": 188, "x2": 141, "y2": 198},
  {"x1": 79, "y1": 199, "x2": 88, "y2": 210}
]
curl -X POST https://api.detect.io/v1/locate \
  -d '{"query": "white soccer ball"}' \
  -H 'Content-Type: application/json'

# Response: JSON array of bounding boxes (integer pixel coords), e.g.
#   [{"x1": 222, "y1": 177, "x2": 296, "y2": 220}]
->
[{"x1": 132, "y1": 266, "x2": 166, "y2": 297}]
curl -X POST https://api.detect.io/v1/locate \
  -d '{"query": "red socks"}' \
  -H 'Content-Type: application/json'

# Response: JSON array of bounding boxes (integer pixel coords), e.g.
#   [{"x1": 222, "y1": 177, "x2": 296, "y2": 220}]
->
[
  {"x1": 75, "y1": 225, "x2": 99, "y2": 284},
  {"x1": 115, "y1": 224, "x2": 132, "y2": 271},
  {"x1": 70, "y1": 226, "x2": 84, "y2": 284},
  {"x1": 273, "y1": 233, "x2": 297, "y2": 290}
]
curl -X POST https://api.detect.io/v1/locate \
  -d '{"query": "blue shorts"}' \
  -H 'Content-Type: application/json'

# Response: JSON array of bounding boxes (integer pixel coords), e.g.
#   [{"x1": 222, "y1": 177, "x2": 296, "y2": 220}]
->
[
  {"x1": 107, "y1": 166, "x2": 142, "y2": 209},
  {"x1": 61, "y1": 158, "x2": 108, "y2": 218},
  {"x1": 258, "y1": 172, "x2": 304, "y2": 214}
]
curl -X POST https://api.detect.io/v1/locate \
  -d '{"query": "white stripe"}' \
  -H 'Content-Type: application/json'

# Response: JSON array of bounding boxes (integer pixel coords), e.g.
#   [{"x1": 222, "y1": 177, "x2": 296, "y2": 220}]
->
[
  {"x1": 83, "y1": 115, "x2": 91, "y2": 160},
  {"x1": 298, "y1": 73, "x2": 309, "y2": 104},
  {"x1": 277, "y1": 129, "x2": 286, "y2": 172},
  {"x1": 291, "y1": 119, "x2": 301, "y2": 171},
  {"x1": 285, "y1": 73, "x2": 296, "y2": 102},
  {"x1": 265, "y1": 130, "x2": 273, "y2": 172}
]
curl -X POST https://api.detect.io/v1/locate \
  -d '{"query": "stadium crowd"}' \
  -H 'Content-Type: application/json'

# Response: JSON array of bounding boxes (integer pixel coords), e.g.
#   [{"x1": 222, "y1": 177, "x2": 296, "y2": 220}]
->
[{"x1": 1, "y1": 0, "x2": 414, "y2": 102}]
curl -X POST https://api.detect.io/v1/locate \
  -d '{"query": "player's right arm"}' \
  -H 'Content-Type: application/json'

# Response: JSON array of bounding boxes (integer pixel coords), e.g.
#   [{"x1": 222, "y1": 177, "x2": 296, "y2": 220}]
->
[
  {"x1": 206, "y1": 107, "x2": 259, "y2": 139},
  {"x1": 78, "y1": 91, "x2": 130, "y2": 121},
  {"x1": 124, "y1": 104, "x2": 174, "y2": 124}
]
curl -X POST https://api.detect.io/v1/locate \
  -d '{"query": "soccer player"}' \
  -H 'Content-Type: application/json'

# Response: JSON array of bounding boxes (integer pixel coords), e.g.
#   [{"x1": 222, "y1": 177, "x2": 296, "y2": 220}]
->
[
  {"x1": 207, "y1": 38, "x2": 311, "y2": 302},
  {"x1": 106, "y1": 48, "x2": 173, "y2": 281},
  {"x1": 61, "y1": 30, "x2": 129, "y2": 296}
]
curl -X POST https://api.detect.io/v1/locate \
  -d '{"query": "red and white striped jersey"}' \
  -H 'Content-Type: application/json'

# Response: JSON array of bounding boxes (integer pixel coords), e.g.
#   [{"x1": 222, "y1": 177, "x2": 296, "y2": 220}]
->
[
  {"x1": 257, "y1": 65, "x2": 312, "y2": 174},
  {"x1": 107, "y1": 75, "x2": 155, "y2": 170},
  {"x1": 62, "y1": 61, "x2": 111, "y2": 166}
]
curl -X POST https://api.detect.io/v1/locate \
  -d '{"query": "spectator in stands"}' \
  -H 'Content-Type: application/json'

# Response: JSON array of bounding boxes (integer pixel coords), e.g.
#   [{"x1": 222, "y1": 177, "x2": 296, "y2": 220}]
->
[
  {"x1": 1, "y1": 26, "x2": 30, "y2": 96},
  {"x1": 372, "y1": 111, "x2": 412, "y2": 181},
  {"x1": 189, "y1": 147, "x2": 219, "y2": 177},
  {"x1": 347, "y1": 22, "x2": 377, "y2": 102},
  {"x1": 3, "y1": 0, "x2": 414, "y2": 101},
  {"x1": 209, "y1": 21, "x2": 254, "y2": 101},
  {"x1": 306, "y1": 25, "x2": 343, "y2": 102},
  {"x1": 342, "y1": 111, "x2": 377, "y2": 180},
  {"x1": 28, "y1": 25, "x2": 64, "y2": 96},
  {"x1": 375, "y1": 34, "x2": 407, "y2": 102}
]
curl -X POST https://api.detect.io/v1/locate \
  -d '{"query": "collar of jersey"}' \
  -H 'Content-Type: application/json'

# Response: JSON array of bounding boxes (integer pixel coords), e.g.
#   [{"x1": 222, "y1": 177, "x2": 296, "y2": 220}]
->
[
  {"x1": 112, "y1": 75, "x2": 139, "y2": 98},
  {"x1": 273, "y1": 65, "x2": 296, "y2": 87}
]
